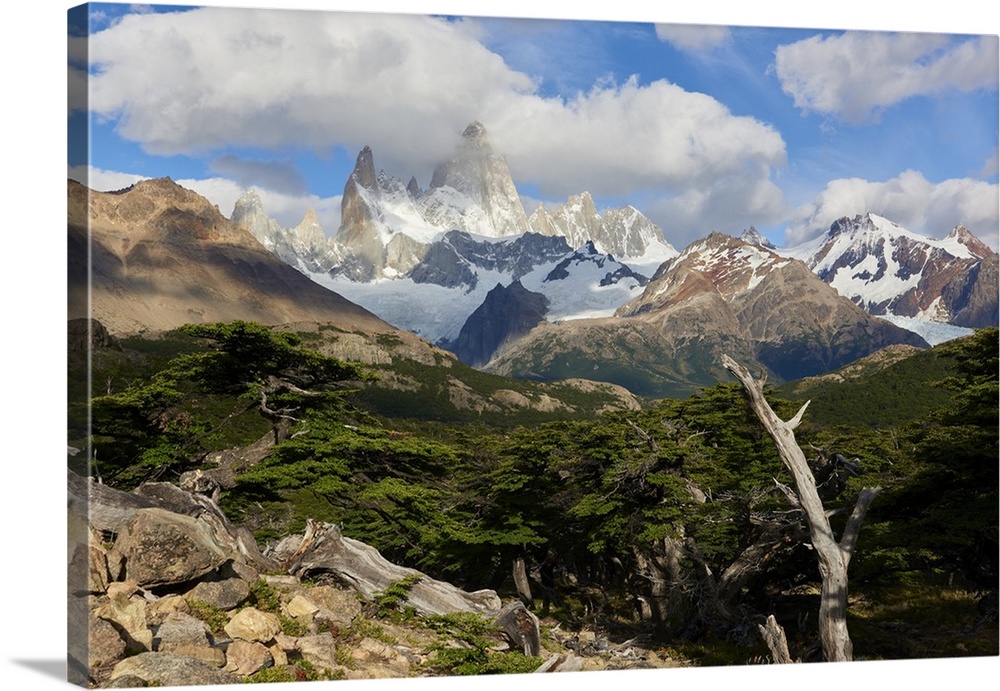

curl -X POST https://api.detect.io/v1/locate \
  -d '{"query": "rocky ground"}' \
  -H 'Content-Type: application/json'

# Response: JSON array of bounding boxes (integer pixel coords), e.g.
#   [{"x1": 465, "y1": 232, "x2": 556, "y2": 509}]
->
[{"x1": 69, "y1": 469, "x2": 686, "y2": 688}]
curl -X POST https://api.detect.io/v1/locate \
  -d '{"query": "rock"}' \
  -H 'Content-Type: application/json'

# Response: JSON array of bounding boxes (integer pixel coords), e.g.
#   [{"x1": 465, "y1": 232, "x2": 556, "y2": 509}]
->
[
  {"x1": 99, "y1": 674, "x2": 150, "y2": 687},
  {"x1": 224, "y1": 639, "x2": 274, "y2": 676},
  {"x1": 109, "y1": 508, "x2": 231, "y2": 588},
  {"x1": 88, "y1": 615, "x2": 126, "y2": 669},
  {"x1": 295, "y1": 632, "x2": 340, "y2": 671},
  {"x1": 269, "y1": 642, "x2": 288, "y2": 667},
  {"x1": 184, "y1": 577, "x2": 251, "y2": 611},
  {"x1": 224, "y1": 607, "x2": 282, "y2": 643},
  {"x1": 285, "y1": 594, "x2": 320, "y2": 622},
  {"x1": 154, "y1": 612, "x2": 213, "y2": 651},
  {"x1": 109, "y1": 651, "x2": 234, "y2": 687},
  {"x1": 302, "y1": 585, "x2": 362, "y2": 629},
  {"x1": 94, "y1": 583, "x2": 148, "y2": 652},
  {"x1": 78, "y1": 529, "x2": 111, "y2": 594},
  {"x1": 146, "y1": 595, "x2": 190, "y2": 626}
]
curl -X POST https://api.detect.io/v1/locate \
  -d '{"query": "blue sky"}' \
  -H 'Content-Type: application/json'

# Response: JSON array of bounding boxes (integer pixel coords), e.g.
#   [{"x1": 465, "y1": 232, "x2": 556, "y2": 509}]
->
[{"x1": 67, "y1": 1, "x2": 999, "y2": 250}]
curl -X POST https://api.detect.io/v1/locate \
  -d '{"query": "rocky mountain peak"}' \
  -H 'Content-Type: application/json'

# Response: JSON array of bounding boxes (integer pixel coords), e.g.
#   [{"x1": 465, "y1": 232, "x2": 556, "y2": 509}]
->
[
  {"x1": 351, "y1": 146, "x2": 378, "y2": 190},
  {"x1": 462, "y1": 120, "x2": 489, "y2": 145},
  {"x1": 828, "y1": 213, "x2": 877, "y2": 238},
  {"x1": 740, "y1": 226, "x2": 775, "y2": 249},
  {"x1": 948, "y1": 224, "x2": 994, "y2": 259}
]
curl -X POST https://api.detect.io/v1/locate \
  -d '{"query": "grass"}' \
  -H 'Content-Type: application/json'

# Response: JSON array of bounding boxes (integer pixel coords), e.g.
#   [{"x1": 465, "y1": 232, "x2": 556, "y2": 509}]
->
[{"x1": 848, "y1": 584, "x2": 998, "y2": 660}]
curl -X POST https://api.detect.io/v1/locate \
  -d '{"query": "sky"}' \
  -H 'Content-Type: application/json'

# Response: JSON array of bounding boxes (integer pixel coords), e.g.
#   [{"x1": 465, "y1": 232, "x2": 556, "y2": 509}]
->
[{"x1": 67, "y1": 2, "x2": 999, "y2": 251}]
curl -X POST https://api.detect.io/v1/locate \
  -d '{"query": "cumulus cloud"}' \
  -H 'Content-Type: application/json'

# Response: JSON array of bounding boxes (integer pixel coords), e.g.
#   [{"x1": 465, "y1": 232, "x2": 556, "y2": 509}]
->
[
  {"x1": 654, "y1": 23, "x2": 731, "y2": 53},
  {"x1": 490, "y1": 76, "x2": 785, "y2": 198},
  {"x1": 785, "y1": 170, "x2": 1000, "y2": 248},
  {"x1": 86, "y1": 8, "x2": 785, "y2": 203},
  {"x1": 774, "y1": 32, "x2": 999, "y2": 123},
  {"x1": 646, "y1": 168, "x2": 787, "y2": 248}
]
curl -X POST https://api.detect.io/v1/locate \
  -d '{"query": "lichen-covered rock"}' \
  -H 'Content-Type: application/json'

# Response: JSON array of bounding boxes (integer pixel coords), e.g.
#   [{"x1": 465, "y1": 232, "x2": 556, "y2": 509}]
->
[
  {"x1": 109, "y1": 651, "x2": 235, "y2": 687},
  {"x1": 109, "y1": 508, "x2": 231, "y2": 588},
  {"x1": 224, "y1": 639, "x2": 274, "y2": 676},
  {"x1": 184, "y1": 577, "x2": 251, "y2": 611},
  {"x1": 304, "y1": 585, "x2": 362, "y2": 628},
  {"x1": 224, "y1": 607, "x2": 281, "y2": 643},
  {"x1": 88, "y1": 615, "x2": 126, "y2": 669},
  {"x1": 294, "y1": 632, "x2": 340, "y2": 671},
  {"x1": 154, "y1": 612, "x2": 214, "y2": 651}
]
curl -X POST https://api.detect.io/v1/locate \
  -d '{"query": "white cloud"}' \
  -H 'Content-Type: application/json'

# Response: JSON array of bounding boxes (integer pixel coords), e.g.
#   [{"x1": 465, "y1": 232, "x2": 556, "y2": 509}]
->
[
  {"x1": 647, "y1": 168, "x2": 787, "y2": 248},
  {"x1": 490, "y1": 76, "x2": 786, "y2": 198},
  {"x1": 786, "y1": 170, "x2": 1000, "y2": 248},
  {"x1": 775, "y1": 32, "x2": 999, "y2": 123},
  {"x1": 654, "y1": 23, "x2": 731, "y2": 53},
  {"x1": 86, "y1": 8, "x2": 785, "y2": 204}
]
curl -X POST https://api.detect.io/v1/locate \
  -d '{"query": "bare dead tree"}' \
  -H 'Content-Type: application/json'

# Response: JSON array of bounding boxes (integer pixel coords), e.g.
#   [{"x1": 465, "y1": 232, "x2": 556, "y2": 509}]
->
[{"x1": 721, "y1": 355, "x2": 881, "y2": 662}]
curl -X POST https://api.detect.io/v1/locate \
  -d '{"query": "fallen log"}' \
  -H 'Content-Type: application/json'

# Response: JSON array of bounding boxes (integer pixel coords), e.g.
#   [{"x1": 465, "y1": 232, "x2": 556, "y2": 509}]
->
[{"x1": 272, "y1": 519, "x2": 502, "y2": 616}]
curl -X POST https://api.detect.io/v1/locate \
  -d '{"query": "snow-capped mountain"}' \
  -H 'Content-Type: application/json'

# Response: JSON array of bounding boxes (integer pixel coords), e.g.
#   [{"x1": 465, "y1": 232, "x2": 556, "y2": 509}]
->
[
  {"x1": 230, "y1": 121, "x2": 676, "y2": 352},
  {"x1": 781, "y1": 213, "x2": 997, "y2": 342},
  {"x1": 312, "y1": 235, "x2": 650, "y2": 347},
  {"x1": 232, "y1": 190, "x2": 344, "y2": 274},
  {"x1": 483, "y1": 233, "x2": 928, "y2": 397},
  {"x1": 739, "y1": 226, "x2": 776, "y2": 250},
  {"x1": 527, "y1": 192, "x2": 675, "y2": 270}
]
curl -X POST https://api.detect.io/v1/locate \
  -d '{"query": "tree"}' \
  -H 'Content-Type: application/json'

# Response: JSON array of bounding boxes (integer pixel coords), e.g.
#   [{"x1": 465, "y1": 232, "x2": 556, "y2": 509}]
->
[
  {"x1": 722, "y1": 355, "x2": 881, "y2": 662},
  {"x1": 90, "y1": 321, "x2": 366, "y2": 487}
]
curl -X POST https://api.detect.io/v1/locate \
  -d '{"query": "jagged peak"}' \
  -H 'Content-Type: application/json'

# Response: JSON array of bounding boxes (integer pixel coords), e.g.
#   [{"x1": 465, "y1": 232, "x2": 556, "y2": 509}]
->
[
  {"x1": 740, "y1": 226, "x2": 775, "y2": 249},
  {"x1": 947, "y1": 223, "x2": 994, "y2": 257},
  {"x1": 298, "y1": 207, "x2": 321, "y2": 225},
  {"x1": 351, "y1": 145, "x2": 377, "y2": 189},
  {"x1": 233, "y1": 187, "x2": 264, "y2": 210},
  {"x1": 462, "y1": 120, "x2": 488, "y2": 141}
]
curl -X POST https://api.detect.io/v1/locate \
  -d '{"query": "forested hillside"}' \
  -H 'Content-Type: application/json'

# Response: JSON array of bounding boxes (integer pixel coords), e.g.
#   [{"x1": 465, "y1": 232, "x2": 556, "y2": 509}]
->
[{"x1": 72, "y1": 322, "x2": 998, "y2": 670}]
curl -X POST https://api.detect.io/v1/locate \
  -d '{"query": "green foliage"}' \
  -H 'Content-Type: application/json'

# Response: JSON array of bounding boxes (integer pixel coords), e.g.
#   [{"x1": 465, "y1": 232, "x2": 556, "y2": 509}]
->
[
  {"x1": 419, "y1": 612, "x2": 540, "y2": 676},
  {"x1": 81, "y1": 323, "x2": 998, "y2": 663},
  {"x1": 372, "y1": 574, "x2": 423, "y2": 618},
  {"x1": 187, "y1": 600, "x2": 230, "y2": 635},
  {"x1": 242, "y1": 667, "x2": 298, "y2": 683},
  {"x1": 88, "y1": 321, "x2": 365, "y2": 487}
]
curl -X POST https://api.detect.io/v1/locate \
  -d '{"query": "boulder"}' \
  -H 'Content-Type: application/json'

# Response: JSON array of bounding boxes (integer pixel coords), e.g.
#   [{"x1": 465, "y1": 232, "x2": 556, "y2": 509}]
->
[
  {"x1": 88, "y1": 615, "x2": 126, "y2": 669},
  {"x1": 303, "y1": 585, "x2": 362, "y2": 629},
  {"x1": 295, "y1": 632, "x2": 340, "y2": 671},
  {"x1": 109, "y1": 508, "x2": 231, "y2": 588},
  {"x1": 154, "y1": 612, "x2": 214, "y2": 651},
  {"x1": 224, "y1": 607, "x2": 282, "y2": 643},
  {"x1": 109, "y1": 651, "x2": 234, "y2": 687},
  {"x1": 223, "y1": 639, "x2": 274, "y2": 676},
  {"x1": 184, "y1": 577, "x2": 251, "y2": 611}
]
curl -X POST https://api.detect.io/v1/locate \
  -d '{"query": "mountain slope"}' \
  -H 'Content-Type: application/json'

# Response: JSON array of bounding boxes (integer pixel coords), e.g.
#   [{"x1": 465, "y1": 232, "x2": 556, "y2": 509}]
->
[
  {"x1": 487, "y1": 233, "x2": 929, "y2": 397},
  {"x1": 68, "y1": 178, "x2": 397, "y2": 340},
  {"x1": 783, "y1": 213, "x2": 997, "y2": 334}
]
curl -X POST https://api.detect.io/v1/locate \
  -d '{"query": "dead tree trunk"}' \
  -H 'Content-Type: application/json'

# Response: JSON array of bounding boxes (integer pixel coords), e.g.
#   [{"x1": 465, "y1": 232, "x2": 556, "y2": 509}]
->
[
  {"x1": 513, "y1": 556, "x2": 533, "y2": 607},
  {"x1": 721, "y1": 356, "x2": 881, "y2": 662}
]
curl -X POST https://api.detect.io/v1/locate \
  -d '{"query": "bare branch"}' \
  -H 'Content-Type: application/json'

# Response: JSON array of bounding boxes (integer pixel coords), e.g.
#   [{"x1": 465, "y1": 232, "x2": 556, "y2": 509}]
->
[
  {"x1": 772, "y1": 477, "x2": 800, "y2": 507},
  {"x1": 786, "y1": 400, "x2": 811, "y2": 430},
  {"x1": 839, "y1": 487, "x2": 882, "y2": 565}
]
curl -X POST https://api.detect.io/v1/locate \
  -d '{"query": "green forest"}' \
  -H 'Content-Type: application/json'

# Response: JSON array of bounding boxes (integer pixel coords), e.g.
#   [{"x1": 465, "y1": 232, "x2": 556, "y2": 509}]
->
[{"x1": 70, "y1": 322, "x2": 999, "y2": 666}]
